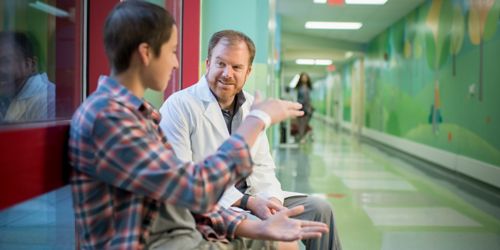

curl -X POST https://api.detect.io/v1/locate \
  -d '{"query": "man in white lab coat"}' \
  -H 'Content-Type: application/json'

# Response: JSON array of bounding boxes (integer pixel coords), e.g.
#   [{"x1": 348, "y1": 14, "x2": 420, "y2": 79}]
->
[{"x1": 160, "y1": 30, "x2": 340, "y2": 250}]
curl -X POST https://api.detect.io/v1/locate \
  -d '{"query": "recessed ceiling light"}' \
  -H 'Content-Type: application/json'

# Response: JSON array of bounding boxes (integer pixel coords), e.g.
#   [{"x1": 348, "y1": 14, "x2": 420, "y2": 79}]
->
[
  {"x1": 315, "y1": 59, "x2": 333, "y2": 65},
  {"x1": 296, "y1": 59, "x2": 315, "y2": 65},
  {"x1": 305, "y1": 21, "x2": 362, "y2": 30},
  {"x1": 313, "y1": 0, "x2": 327, "y2": 3},
  {"x1": 345, "y1": 0, "x2": 388, "y2": 5},
  {"x1": 296, "y1": 59, "x2": 333, "y2": 65}
]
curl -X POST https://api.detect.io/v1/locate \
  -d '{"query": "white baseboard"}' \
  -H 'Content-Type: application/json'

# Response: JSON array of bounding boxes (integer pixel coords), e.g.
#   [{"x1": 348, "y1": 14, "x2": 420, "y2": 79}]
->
[
  {"x1": 363, "y1": 127, "x2": 500, "y2": 188},
  {"x1": 315, "y1": 114, "x2": 500, "y2": 188}
]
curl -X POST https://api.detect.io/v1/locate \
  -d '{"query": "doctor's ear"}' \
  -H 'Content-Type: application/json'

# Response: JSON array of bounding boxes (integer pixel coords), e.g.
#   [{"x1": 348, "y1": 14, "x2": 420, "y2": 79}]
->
[
  {"x1": 205, "y1": 57, "x2": 211, "y2": 68},
  {"x1": 246, "y1": 65, "x2": 252, "y2": 76}
]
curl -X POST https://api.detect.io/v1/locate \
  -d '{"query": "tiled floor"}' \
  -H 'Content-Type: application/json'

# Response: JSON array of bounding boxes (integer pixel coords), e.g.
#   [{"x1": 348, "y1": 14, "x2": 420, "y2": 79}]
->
[
  {"x1": 1, "y1": 119, "x2": 500, "y2": 249},
  {"x1": 275, "y1": 119, "x2": 500, "y2": 250}
]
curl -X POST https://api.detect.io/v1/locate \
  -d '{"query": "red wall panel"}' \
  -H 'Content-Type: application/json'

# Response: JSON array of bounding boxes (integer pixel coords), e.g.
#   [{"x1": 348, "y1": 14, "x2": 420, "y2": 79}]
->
[
  {"x1": 88, "y1": 1, "x2": 119, "y2": 94},
  {"x1": 181, "y1": 0, "x2": 200, "y2": 89},
  {"x1": 0, "y1": 124, "x2": 70, "y2": 209}
]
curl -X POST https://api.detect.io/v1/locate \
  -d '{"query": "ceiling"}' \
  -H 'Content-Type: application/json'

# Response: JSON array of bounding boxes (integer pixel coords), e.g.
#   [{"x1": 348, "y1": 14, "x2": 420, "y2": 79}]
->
[{"x1": 276, "y1": 0, "x2": 426, "y2": 80}]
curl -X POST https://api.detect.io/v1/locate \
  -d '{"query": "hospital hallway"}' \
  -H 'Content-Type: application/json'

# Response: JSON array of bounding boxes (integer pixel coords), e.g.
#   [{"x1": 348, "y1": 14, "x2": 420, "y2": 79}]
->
[{"x1": 274, "y1": 118, "x2": 500, "y2": 250}]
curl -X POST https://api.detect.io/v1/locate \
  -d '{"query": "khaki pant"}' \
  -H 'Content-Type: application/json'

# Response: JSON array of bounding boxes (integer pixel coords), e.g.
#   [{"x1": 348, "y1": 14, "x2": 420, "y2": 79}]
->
[
  {"x1": 197, "y1": 237, "x2": 277, "y2": 250},
  {"x1": 148, "y1": 233, "x2": 277, "y2": 250}
]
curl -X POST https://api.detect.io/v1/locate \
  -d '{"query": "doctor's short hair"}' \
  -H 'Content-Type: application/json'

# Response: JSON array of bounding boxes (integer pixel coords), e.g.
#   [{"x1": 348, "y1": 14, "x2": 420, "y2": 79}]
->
[
  {"x1": 207, "y1": 30, "x2": 256, "y2": 66},
  {"x1": 104, "y1": 0, "x2": 176, "y2": 74},
  {"x1": 0, "y1": 31, "x2": 36, "y2": 60}
]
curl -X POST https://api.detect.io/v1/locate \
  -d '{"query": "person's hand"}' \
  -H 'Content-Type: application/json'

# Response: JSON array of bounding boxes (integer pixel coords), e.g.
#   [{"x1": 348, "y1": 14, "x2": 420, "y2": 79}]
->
[
  {"x1": 251, "y1": 92, "x2": 304, "y2": 125},
  {"x1": 246, "y1": 196, "x2": 286, "y2": 219},
  {"x1": 267, "y1": 197, "x2": 283, "y2": 215},
  {"x1": 258, "y1": 205, "x2": 328, "y2": 241}
]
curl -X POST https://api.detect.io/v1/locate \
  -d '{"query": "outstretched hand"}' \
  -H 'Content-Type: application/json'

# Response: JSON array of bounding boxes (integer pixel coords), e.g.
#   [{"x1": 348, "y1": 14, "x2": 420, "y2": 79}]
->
[
  {"x1": 251, "y1": 91, "x2": 304, "y2": 125},
  {"x1": 258, "y1": 205, "x2": 328, "y2": 241}
]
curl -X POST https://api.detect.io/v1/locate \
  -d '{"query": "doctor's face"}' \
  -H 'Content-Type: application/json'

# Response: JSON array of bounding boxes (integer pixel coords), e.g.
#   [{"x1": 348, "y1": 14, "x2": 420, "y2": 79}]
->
[{"x1": 205, "y1": 39, "x2": 252, "y2": 107}]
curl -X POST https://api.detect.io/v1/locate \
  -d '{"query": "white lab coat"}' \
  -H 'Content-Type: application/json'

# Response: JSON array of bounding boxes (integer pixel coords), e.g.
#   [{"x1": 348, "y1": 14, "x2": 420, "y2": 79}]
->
[
  {"x1": 1, "y1": 73, "x2": 55, "y2": 122},
  {"x1": 159, "y1": 76, "x2": 284, "y2": 208}
]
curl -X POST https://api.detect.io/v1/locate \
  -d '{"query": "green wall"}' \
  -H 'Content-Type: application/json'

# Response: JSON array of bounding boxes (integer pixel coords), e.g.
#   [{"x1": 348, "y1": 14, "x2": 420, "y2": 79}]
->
[{"x1": 352, "y1": 0, "x2": 500, "y2": 166}]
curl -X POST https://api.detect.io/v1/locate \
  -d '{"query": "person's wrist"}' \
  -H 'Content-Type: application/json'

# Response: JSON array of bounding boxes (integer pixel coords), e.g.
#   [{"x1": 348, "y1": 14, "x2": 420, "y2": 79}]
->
[
  {"x1": 240, "y1": 194, "x2": 252, "y2": 210},
  {"x1": 268, "y1": 197, "x2": 283, "y2": 206},
  {"x1": 247, "y1": 110, "x2": 271, "y2": 130}
]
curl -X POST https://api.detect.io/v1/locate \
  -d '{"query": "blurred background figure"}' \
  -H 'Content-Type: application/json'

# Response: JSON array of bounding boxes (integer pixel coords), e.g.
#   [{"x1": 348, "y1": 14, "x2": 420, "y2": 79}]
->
[
  {"x1": 0, "y1": 31, "x2": 55, "y2": 123},
  {"x1": 295, "y1": 72, "x2": 313, "y2": 143}
]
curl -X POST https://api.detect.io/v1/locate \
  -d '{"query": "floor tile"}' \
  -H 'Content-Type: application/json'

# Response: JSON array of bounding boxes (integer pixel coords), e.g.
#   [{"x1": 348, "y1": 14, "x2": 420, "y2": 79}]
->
[
  {"x1": 342, "y1": 179, "x2": 417, "y2": 191},
  {"x1": 381, "y1": 231, "x2": 500, "y2": 250},
  {"x1": 363, "y1": 207, "x2": 482, "y2": 227}
]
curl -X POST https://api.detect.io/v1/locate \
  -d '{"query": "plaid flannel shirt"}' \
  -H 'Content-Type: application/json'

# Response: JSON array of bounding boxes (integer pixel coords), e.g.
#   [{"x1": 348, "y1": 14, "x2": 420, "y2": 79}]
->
[{"x1": 69, "y1": 76, "x2": 251, "y2": 249}]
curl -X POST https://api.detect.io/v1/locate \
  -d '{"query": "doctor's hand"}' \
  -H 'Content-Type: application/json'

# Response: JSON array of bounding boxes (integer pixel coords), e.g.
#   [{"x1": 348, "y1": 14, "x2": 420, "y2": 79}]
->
[
  {"x1": 246, "y1": 196, "x2": 286, "y2": 220},
  {"x1": 251, "y1": 91, "x2": 304, "y2": 125},
  {"x1": 262, "y1": 205, "x2": 328, "y2": 241}
]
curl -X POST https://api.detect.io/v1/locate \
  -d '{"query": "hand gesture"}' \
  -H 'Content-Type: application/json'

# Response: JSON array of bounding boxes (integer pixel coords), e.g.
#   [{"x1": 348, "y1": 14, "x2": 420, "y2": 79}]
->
[
  {"x1": 246, "y1": 196, "x2": 285, "y2": 220},
  {"x1": 258, "y1": 205, "x2": 328, "y2": 241},
  {"x1": 251, "y1": 92, "x2": 304, "y2": 125}
]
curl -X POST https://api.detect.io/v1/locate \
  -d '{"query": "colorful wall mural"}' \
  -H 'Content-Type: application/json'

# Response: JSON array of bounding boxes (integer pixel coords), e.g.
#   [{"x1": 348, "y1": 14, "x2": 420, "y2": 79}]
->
[
  {"x1": 312, "y1": 0, "x2": 500, "y2": 168},
  {"x1": 362, "y1": 0, "x2": 500, "y2": 167}
]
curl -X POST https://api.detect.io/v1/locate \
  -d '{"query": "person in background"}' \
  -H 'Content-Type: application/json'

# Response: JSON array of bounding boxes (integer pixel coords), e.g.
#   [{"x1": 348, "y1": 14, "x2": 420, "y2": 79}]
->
[
  {"x1": 295, "y1": 72, "x2": 313, "y2": 143},
  {"x1": 69, "y1": 1, "x2": 326, "y2": 249},
  {"x1": 0, "y1": 31, "x2": 55, "y2": 122},
  {"x1": 160, "y1": 30, "x2": 341, "y2": 250}
]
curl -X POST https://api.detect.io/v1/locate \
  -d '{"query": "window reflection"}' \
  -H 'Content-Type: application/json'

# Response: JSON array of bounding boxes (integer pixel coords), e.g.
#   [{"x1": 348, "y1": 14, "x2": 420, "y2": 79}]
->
[
  {"x1": 0, "y1": 31, "x2": 55, "y2": 122},
  {"x1": 0, "y1": 0, "x2": 82, "y2": 125}
]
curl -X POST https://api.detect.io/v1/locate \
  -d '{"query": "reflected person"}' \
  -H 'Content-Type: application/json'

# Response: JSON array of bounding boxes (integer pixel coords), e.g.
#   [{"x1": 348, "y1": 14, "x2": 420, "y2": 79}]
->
[{"x1": 0, "y1": 31, "x2": 55, "y2": 122}]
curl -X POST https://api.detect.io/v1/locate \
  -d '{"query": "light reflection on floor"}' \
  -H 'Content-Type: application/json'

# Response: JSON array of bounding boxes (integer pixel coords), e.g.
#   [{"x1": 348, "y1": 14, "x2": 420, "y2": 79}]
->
[{"x1": 275, "y1": 119, "x2": 500, "y2": 250}]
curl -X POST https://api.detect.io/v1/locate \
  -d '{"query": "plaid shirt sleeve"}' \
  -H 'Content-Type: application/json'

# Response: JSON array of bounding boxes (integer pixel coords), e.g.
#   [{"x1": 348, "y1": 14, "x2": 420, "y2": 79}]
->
[
  {"x1": 193, "y1": 205, "x2": 247, "y2": 241},
  {"x1": 89, "y1": 106, "x2": 253, "y2": 213}
]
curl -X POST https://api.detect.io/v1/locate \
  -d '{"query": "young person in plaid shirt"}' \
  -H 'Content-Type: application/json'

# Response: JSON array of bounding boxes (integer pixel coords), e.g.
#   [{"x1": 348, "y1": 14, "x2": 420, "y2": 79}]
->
[{"x1": 69, "y1": 1, "x2": 327, "y2": 249}]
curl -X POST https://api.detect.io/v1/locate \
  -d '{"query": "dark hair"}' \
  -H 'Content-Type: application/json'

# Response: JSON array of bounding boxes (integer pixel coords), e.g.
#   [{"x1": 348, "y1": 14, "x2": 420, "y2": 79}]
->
[
  {"x1": 0, "y1": 31, "x2": 35, "y2": 59},
  {"x1": 207, "y1": 30, "x2": 256, "y2": 65},
  {"x1": 296, "y1": 72, "x2": 312, "y2": 90},
  {"x1": 104, "y1": 1, "x2": 175, "y2": 74}
]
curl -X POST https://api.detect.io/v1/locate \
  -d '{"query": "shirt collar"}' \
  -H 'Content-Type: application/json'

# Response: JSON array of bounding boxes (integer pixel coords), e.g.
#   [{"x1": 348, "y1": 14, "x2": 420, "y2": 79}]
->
[
  {"x1": 97, "y1": 75, "x2": 161, "y2": 123},
  {"x1": 16, "y1": 73, "x2": 48, "y2": 100}
]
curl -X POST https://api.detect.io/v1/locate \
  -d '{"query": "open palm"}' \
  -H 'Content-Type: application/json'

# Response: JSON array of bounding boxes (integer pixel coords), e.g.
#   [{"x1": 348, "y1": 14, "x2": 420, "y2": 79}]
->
[{"x1": 260, "y1": 205, "x2": 328, "y2": 241}]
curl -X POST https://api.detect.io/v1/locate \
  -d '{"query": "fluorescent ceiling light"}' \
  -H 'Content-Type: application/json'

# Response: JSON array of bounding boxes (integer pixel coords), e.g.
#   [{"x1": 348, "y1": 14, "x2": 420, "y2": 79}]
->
[
  {"x1": 315, "y1": 59, "x2": 333, "y2": 65},
  {"x1": 313, "y1": 0, "x2": 327, "y2": 3},
  {"x1": 305, "y1": 21, "x2": 362, "y2": 30},
  {"x1": 346, "y1": 0, "x2": 388, "y2": 5},
  {"x1": 296, "y1": 59, "x2": 315, "y2": 65},
  {"x1": 296, "y1": 59, "x2": 333, "y2": 65},
  {"x1": 29, "y1": 1, "x2": 69, "y2": 17},
  {"x1": 345, "y1": 51, "x2": 353, "y2": 58}
]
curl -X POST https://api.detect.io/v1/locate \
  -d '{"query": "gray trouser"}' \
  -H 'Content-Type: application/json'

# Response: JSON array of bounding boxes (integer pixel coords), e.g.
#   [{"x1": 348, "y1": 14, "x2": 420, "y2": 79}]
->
[{"x1": 284, "y1": 196, "x2": 342, "y2": 250}]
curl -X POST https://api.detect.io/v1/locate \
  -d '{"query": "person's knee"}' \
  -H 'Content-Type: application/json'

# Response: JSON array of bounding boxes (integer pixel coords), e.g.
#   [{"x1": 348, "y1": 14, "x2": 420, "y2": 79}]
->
[{"x1": 305, "y1": 196, "x2": 333, "y2": 219}]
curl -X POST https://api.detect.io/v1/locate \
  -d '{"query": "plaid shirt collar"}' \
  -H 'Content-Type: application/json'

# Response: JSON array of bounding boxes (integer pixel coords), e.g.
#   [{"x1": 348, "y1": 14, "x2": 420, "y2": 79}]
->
[{"x1": 97, "y1": 75, "x2": 161, "y2": 123}]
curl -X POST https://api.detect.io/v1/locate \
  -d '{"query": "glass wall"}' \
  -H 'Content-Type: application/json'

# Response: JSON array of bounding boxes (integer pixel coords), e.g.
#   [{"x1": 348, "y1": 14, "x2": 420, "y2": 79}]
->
[{"x1": 0, "y1": 0, "x2": 83, "y2": 125}]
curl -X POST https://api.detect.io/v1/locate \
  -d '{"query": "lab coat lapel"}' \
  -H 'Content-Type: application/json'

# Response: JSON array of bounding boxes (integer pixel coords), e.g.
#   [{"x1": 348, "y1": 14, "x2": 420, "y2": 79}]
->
[{"x1": 195, "y1": 77, "x2": 230, "y2": 138}]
